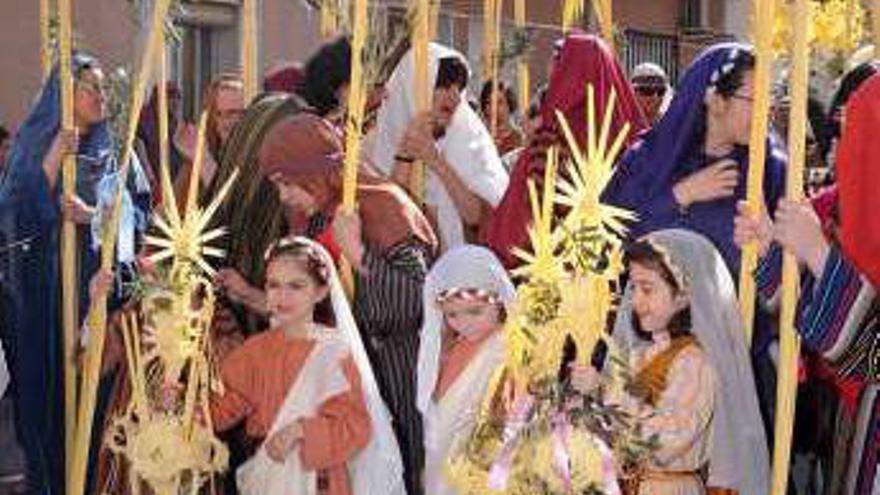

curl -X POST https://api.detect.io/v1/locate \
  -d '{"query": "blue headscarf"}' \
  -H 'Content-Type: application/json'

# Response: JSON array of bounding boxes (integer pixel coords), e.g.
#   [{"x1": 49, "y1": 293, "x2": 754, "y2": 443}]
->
[
  {"x1": 0, "y1": 52, "x2": 149, "y2": 495},
  {"x1": 1, "y1": 52, "x2": 149, "y2": 262},
  {"x1": 0, "y1": 59, "x2": 73, "y2": 225},
  {"x1": 602, "y1": 42, "x2": 787, "y2": 274}
]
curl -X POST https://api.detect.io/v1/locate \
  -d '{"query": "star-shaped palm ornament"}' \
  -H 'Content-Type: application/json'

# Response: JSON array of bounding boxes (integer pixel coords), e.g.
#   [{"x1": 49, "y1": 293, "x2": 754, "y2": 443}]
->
[
  {"x1": 143, "y1": 111, "x2": 238, "y2": 278},
  {"x1": 511, "y1": 146, "x2": 566, "y2": 283},
  {"x1": 554, "y1": 84, "x2": 636, "y2": 276}
]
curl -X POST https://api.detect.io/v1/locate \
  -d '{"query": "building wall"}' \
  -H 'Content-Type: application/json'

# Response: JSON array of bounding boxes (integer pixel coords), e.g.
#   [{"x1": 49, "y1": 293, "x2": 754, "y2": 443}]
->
[
  {"x1": 721, "y1": 0, "x2": 749, "y2": 40},
  {"x1": 438, "y1": 0, "x2": 692, "y2": 104},
  {"x1": 0, "y1": 0, "x2": 42, "y2": 130},
  {"x1": 75, "y1": 0, "x2": 139, "y2": 73},
  {"x1": 0, "y1": 0, "x2": 137, "y2": 130},
  {"x1": 0, "y1": 0, "x2": 744, "y2": 132},
  {"x1": 261, "y1": 0, "x2": 322, "y2": 73},
  {"x1": 616, "y1": 0, "x2": 681, "y2": 34}
]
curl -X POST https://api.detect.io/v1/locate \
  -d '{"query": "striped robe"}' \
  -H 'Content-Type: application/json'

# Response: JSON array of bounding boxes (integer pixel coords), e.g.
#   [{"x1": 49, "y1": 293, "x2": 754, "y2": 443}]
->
[
  {"x1": 757, "y1": 245, "x2": 880, "y2": 495},
  {"x1": 352, "y1": 237, "x2": 432, "y2": 495}
]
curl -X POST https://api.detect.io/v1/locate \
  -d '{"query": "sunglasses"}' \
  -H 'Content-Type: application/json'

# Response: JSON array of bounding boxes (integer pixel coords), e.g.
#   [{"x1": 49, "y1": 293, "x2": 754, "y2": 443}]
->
[{"x1": 634, "y1": 85, "x2": 666, "y2": 97}]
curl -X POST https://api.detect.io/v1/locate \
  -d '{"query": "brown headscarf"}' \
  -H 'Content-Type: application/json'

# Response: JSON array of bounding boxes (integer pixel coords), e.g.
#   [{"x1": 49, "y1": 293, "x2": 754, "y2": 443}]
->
[{"x1": 259, "y1": 113, "x2": 437, "y2": 252}]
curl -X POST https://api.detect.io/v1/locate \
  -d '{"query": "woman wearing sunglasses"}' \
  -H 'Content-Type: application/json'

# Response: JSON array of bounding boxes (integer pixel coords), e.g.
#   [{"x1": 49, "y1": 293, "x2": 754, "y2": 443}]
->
[{"x1": 630, "y1": 62, "x2": 673, "y2": 125}]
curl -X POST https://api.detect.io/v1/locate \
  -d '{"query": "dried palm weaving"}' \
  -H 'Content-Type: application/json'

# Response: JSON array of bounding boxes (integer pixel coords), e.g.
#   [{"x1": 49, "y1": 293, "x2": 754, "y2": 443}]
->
[{"x1": 446, "y1": 88, "x2": 637, "y2": 495}]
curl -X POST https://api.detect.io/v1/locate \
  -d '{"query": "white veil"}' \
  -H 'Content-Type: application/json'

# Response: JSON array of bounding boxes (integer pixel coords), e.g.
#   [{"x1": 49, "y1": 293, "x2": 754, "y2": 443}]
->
[
  {"x1": 631, "y1": 62, "x2": 674, "y2": 121},
  {"x1": 416, "y1": 245, "x2": 517, "y2": 415},
  {"x1": 370, "y1": 43, "x2": 509, "y2": 249},
  {"x1": 299, "y1": 237, "x2": 407, "y2": 495},
  {"x1": 612, "y1": 229, "x2": 769, "y2": 495}
]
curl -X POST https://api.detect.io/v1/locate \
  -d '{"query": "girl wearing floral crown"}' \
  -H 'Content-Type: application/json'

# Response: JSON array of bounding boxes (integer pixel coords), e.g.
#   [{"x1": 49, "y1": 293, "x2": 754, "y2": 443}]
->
[
  {"x1": 416, "y1": 245, "x2": 516, "y2": 495},
  {"x1": 211, "y1": 237, "x2": 404, "y2": 495}
]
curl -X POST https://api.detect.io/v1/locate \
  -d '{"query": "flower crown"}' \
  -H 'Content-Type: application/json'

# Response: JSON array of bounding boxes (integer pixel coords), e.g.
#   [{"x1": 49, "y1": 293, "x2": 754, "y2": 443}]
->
[
  {"x1": 263, "y1": 236, "x2": 332, "y2": 283},
  {"x1": 706, "y1": 47, "x2": 750, "y2": 95},
  {"x1": 435, "y1": 287, "x2": 501, "y2": 306}
]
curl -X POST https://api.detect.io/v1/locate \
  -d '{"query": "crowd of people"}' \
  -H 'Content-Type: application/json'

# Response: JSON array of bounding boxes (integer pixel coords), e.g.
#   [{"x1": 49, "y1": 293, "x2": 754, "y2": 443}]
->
[{"x1": 0, "y1": 25, "x2": 878, "y2": 495}]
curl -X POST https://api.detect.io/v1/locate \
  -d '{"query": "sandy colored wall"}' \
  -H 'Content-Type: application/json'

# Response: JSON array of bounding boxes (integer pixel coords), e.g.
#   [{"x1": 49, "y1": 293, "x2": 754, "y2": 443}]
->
[
  {"x1": 1, "y1": 0, "x2": 48, "y2": 130},
  {"x1": 0, "y1": 0, "x2": 743, "y2": 132},
  {"x1": 0, "y1": 0, "x2": 138, "y2": 131}
]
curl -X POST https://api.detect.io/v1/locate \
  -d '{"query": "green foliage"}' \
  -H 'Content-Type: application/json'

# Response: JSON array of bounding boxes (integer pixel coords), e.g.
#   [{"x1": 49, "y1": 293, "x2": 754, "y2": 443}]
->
[
  {"x1": 498, "y1": 27, "x2": 534, "y2": 70},
  {"x1": 560, "y1": 224, "x2": 615, "y2": 275}
]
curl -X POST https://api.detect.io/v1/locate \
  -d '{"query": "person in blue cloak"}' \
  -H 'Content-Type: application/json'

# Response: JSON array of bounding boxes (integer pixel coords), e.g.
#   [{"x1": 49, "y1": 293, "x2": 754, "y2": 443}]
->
[
  {"x1": 602, "y1": 43, "x2": 786, "y2": 276},
  {"x1": 0, "y1": 52, "x2": 150, "y2": 495},
  {"x1": 601, "y1": 43, "x2": 788, "y2": 444}
]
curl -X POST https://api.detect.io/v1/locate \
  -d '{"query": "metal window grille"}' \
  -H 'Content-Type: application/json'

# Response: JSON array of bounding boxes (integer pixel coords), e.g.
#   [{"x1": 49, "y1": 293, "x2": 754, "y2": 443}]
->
[{"x1": 621, "y1": 29, "x2": 680, "y2": 84}]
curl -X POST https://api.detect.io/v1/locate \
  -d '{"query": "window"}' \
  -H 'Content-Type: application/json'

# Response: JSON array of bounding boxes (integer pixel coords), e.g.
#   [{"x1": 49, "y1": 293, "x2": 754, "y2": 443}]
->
[
  {"x1": 180, "y1": 25, "x2": 214, "y2": 119},
  {"x1": 175, "y1": 0, "x2": 239, "y2": 118},
  {"x1": 622, "y1": 30, "x2": 679, "y2": 83},
  {"x1": 681, "y1": 0, "x2": 706, "y2": 29}
]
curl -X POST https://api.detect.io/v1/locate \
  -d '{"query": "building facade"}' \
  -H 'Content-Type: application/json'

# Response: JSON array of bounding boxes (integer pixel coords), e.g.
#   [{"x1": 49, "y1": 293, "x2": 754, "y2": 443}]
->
[{"x1": 0, "y1": 0, "x2": 746, "y2": 130}]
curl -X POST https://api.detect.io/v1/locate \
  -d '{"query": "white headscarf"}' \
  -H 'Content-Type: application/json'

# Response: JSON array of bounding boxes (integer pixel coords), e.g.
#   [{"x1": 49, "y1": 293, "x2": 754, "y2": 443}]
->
[
  {"x1": 237, "y1": 237, "x2": 405, "y2": 495},
  {"x1": 371, "y1": 43, "x2": 509, "y2": 249},
  {"x1": 631, "y1": 62, "x2": 674, "y2": 121},
  {"x1": 416, "y1": 245, "x2": 516, "y2": 415},
  {"x1": 613, "y1": 229, "x2": 769, "y2": 495},
  {"x1": 303, "y1": 237, "x2": 406, "y2": 495}
]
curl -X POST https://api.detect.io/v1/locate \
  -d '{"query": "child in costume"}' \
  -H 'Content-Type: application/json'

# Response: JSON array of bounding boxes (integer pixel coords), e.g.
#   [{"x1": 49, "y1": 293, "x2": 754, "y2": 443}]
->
[
  {"x1": 416, "y1": 245, "x2": 516, "y2": 495},
  {"x1": 572, "y1": 229, "x2": 768, "y2": 495},
  {"x1": 211, "y1": 237, "x2": 404, "y2": 495}
]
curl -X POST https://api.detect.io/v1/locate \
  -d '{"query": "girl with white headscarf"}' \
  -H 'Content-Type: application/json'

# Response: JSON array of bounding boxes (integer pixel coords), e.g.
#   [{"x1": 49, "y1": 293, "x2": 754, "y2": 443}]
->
[
  {"x1": 590, "y1": 229, "x2": 768, "y2": 495},
  {"x1": 416, "y1": 245, "x2": 516, "y2": 495},
  {"x1": 371, "y1": 43, "x2": 509, "y2": 250},
  {"x1": 213, "y1": 237, "x2": 405, "y2": 495}
]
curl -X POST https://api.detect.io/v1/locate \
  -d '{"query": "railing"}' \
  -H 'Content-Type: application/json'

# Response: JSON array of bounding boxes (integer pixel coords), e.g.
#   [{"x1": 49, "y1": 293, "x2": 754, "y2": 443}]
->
[{"x1": 621, "y1": 29, "x2": 680, "y2": 83}]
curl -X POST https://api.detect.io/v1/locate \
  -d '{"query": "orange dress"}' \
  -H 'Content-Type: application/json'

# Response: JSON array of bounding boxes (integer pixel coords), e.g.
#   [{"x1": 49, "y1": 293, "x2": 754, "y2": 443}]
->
[{"x1": 212, "y1": 329, "x2": 372, "y2": 495}]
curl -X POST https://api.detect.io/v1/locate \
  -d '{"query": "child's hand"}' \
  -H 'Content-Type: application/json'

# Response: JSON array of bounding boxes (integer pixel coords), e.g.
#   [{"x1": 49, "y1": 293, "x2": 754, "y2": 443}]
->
[
  {"x1": 216, "y1": 269, "x2": 256, "y2": 304},
  {"x1": 136, "y1": 255, "x2": 159, "y2": 282},
  {"x1": 55, "y1": 128, "x2": 80, "y2": 157},
  {"x1": 399, "y1": 112, "x2": 441, "y2": 166},
  {"x1": 88, "y1": 270, "x2": 114, "y2": 301},
  {"x1": 173, "y1": 122, "x2": 198, "y2": 161},
  {"x1": 773, "y1": 198, "x2": 830, "y2": 277},
  {"x1": 733, "y1": 200, "x2": 773, "y2": 257},
  {"x1": 265, "y1": 421, "x2": 303, "y2": 463}
]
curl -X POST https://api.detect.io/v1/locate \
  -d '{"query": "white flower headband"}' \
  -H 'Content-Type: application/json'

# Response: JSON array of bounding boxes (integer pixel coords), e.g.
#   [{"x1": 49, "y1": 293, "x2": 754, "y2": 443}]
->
[
  {"x1": 435, "y1": 287, "x2": 501, "y2": 306},
  {"x1": 263, "y1": 236, "x2": 332, "y2": 283},
  {"x1": 706, "y1": 47, "x2": 748, "y2": 95}
]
